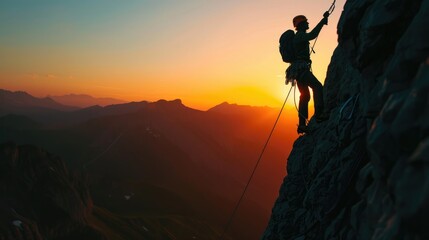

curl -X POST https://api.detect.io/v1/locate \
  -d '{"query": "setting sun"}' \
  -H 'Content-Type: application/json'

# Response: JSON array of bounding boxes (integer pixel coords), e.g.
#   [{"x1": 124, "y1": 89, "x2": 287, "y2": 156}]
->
[{"x1": 1, "y1": 0, "x2": 344, "y2": 110}]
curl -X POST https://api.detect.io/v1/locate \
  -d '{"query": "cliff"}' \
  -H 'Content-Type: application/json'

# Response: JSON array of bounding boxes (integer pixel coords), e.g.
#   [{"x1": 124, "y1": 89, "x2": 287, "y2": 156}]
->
[
  {"x1": 262, "y1": 0, "x2": 429, "y2": 239},
  {"x1": 0, "y1": 143, "x2": 103, "y2": 240}
]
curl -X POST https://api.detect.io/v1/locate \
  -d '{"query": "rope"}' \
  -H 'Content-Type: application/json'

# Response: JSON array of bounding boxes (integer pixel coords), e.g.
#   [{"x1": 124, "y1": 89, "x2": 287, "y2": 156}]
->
[
  {"x1": 310, "y1": 36, "x2": 319, "y2": 56},
  {"x1": 328, "y1": 0, "x2": 336, "y2": 15},
  {"x1": 309, "y1": 0, "x2": 336, "y2": 58},
  {"x1": 339, "y1": 94, "x2": 360, "y2": 120},
  {"x1": 84, "y1": 130, "x2": 126, "y2": 168},
  {"x1": 219, "y1": 84, "x2": 294, "y2": 240}
]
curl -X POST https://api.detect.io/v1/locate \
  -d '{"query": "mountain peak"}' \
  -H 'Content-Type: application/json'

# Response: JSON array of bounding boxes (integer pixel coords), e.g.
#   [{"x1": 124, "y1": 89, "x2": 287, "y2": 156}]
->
[
  {"x1": 208, "y1": 101, "x2": 273, "y2": 114},
  {"x1": 155, "y1": 99, "x2": 183, "y2": 105},
  {"x1": 150, "y1": 99, "x2": 188, "y2": 110}
]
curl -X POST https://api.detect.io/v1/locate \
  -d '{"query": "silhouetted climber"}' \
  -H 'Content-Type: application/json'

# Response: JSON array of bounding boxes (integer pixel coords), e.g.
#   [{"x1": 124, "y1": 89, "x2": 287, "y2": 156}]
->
[{"x1": 281, "y1": 12, "x2": 330, "y2": 134}]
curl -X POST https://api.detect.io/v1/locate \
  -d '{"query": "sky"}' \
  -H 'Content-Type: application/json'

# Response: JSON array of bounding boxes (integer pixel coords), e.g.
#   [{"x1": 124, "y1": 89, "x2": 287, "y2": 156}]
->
[{"x1": 0, "y1": 0, "x2": 345, "y2": 110}]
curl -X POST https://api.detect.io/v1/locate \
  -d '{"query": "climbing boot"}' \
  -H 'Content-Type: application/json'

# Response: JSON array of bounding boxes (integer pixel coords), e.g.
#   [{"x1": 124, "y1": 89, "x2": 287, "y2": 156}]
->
[{"x1": 297, "y1": 125, "x2": 308, "y2": 134}]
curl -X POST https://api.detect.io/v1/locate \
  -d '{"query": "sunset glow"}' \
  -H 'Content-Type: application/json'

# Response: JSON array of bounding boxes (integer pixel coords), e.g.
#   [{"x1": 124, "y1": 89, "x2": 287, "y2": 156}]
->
[{"x1": 1, "y1": 0, "x2": 345, "y2": 110}]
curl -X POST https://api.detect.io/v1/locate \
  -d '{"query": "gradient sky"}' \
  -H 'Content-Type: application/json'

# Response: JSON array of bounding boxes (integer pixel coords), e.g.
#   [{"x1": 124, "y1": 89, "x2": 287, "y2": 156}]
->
[{"x1": 1, "y1": 0, "x2": 345, "y2": 110}]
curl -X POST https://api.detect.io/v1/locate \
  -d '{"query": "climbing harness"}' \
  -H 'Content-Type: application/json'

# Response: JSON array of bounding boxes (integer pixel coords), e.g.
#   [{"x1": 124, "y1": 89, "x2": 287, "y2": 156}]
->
[{"x1": 219, "y1": 84, "x2": 294, "y2": 239}]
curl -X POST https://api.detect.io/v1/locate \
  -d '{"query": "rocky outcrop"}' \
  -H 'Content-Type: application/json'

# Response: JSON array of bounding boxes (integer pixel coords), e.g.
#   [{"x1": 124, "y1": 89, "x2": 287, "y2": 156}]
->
[
  {"x1": 263, "y1": 0, "x2": 429, "y2": 239},
  {"x1": 0, "y1": 143, "x2": 105, "y2": 240}
]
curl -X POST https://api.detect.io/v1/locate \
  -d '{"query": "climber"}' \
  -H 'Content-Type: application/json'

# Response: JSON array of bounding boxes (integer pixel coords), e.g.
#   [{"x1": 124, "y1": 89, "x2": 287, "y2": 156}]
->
[{"x1": 286, "y1": 12, "x2": 330, "y2": 134}]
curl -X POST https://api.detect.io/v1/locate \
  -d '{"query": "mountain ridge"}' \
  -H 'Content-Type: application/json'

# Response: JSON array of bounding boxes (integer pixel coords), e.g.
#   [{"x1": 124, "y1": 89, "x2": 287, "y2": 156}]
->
[
  {"x1": 0, "y1": 89, "x2": 78, "y2": 113},
  {"x1": 49, "y1": 93, "x2": 126, "y2": 108},
  {"x1": 0, "y1": 90, "x2": 296, "y2": 239},
  {"x1": 1, "y1": 88, "x2": 279, "y2": 114}
]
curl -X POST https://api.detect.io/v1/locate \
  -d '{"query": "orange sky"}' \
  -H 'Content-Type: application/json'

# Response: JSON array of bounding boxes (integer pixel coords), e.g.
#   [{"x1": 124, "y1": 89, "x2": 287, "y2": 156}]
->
[{"x1": 0, "y1": 0, "x2": 345, "y2": 110}]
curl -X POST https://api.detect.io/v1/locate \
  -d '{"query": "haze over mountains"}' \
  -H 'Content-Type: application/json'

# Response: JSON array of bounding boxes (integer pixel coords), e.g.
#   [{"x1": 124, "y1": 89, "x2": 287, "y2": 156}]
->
[
  {"x1": 0, "y1": 88, "x2": 297, "y2": 239},
  {"x1": 1, "y1": 89, "x2": 126, "y2": 109},
  {"x1": 50, "y1": 94, "x2": 126, "y2": 108},
  {"x1": 0, "y1": 89, "x2": 77, "y2": 112}
]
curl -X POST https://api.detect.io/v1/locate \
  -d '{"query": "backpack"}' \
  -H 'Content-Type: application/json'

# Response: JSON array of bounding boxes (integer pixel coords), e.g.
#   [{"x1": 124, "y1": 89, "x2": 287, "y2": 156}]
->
[{"x1": 279, "y1": 30, "x2": 296, "y2": 63}]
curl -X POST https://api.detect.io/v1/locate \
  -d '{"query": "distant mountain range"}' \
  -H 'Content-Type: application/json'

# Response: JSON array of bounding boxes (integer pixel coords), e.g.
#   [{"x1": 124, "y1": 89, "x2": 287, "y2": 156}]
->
[
  {"x1": 0, "y1": 89, "x2": 78, "y2": 112},
  {"x1": 0, "y1": 89, "x2": 297, "y2": 239},
  {"x1": 0, "y1": 89, "x2": 127, "y2": 111},
  {"x1": 50, "y1": 93, "x2": 126, "y2": 108}
]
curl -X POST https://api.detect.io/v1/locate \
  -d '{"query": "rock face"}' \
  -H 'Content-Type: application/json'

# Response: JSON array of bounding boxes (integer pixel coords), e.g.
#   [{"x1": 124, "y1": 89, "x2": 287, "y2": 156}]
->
[
  {"x1": 0, "y1": 143, "x2": 105, "y2": 240},
  {"x1": 262, "y1": 0, "x2": 429, "y2": 239}
]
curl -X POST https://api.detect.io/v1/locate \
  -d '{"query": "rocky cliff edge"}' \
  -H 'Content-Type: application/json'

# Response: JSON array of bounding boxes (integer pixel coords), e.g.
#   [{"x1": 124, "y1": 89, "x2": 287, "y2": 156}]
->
[{"x1": 263, "y1": 0, "x2": 429, "y2": 239}]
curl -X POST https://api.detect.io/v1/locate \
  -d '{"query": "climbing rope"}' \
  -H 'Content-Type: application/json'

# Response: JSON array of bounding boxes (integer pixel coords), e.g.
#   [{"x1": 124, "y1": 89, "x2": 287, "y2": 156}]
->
[
  {"x1": 219, "y1": 84, "x2": 294, "y2": 239},
  {"x1": 328, "y1": 0, "x2": 336, "y2": 15},
  {"x1": 84, "y1": 129, "x2": 126, "y2": 168},
  {"x1": 310, "y1": 0, "x2": 336, "y2": 57},
  {"x1": 310, "y1": 36, "x2": 319, "y2": 56},
  {"x1": 339, "y1": 94, "x2": 360, "y2": 121},
  {"x1": 335, "y1": 94, "x2": 360, "y2": 136}
]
